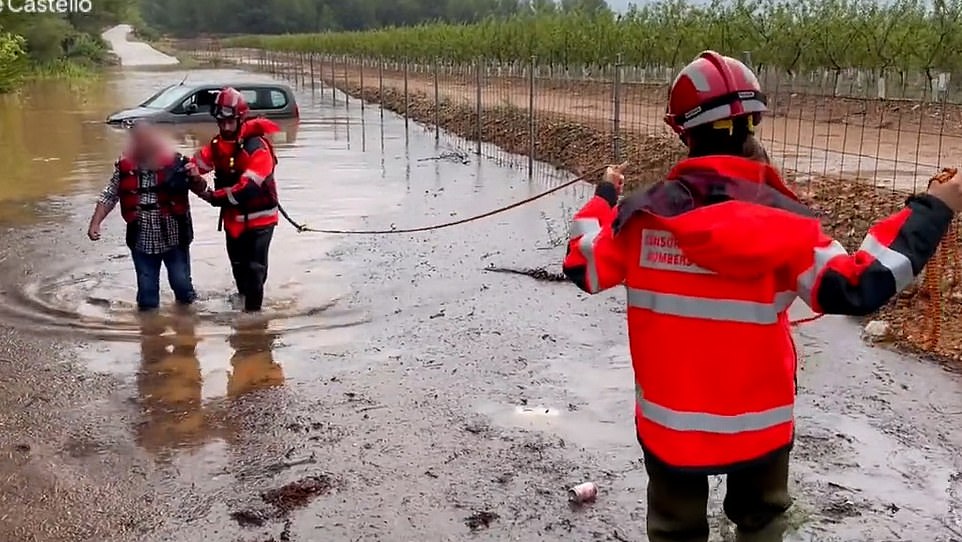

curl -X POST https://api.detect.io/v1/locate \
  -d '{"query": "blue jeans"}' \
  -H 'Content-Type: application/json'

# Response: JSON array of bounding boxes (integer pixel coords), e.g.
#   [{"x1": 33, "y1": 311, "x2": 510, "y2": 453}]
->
[{"x1": 131, "y1": 246, "x2": 196, "y2": 310}]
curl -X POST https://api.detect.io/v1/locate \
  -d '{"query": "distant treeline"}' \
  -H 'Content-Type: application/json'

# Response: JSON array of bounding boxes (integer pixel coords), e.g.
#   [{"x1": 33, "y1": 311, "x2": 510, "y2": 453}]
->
[{"x1": 138, "y1": 0, "x2": 611, "y2": 36}]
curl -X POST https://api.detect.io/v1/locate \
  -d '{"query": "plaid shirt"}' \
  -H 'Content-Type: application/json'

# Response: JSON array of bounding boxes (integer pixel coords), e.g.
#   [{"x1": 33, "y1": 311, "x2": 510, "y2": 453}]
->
[{"x1": 99, "y1": 164, "x2": 191, "y2": 255}]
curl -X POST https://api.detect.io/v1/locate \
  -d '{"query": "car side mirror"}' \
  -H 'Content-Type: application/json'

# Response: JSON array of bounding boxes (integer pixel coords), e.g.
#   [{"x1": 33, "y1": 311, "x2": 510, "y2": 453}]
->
[{"x1": 184, "y1": 103, "x2": 198, "y2": 114}]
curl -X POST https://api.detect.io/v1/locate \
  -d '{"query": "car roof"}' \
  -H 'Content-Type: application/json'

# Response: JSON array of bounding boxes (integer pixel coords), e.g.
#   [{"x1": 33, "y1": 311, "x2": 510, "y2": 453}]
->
[{"x1": 168, "y1": 82, "x2": 295, "y2": 93}]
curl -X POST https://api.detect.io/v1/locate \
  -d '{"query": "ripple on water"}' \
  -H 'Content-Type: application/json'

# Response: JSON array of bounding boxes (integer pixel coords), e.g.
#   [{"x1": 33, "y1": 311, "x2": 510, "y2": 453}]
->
[{"x1": 0, "y1": 259, "x2": 368, "y2": 342}]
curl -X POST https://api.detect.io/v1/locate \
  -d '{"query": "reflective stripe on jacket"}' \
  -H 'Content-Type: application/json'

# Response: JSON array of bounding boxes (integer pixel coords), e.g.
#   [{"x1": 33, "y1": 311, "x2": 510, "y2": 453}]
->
[
  {"x1": 117, "y1": 154, "x2": 189, "y2": 224},
  {"x1": 562, "y1": 155, "x2": 953, "y2": 471}
]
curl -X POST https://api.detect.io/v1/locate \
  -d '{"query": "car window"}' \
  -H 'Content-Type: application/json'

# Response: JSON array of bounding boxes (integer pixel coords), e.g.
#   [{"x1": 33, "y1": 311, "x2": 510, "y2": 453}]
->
[
  {"x1": 141, "y1": 85, "x2": 193, "y2": 109},
  {"x1": 175, "y1": 92, "x2": 198, "y2": 113},
  {"x1": 239, "y1": 89, "x2": 258, "y2": 106},
  {"x1": 268, "y1": 90, "x2": 287, "y2": 109}
]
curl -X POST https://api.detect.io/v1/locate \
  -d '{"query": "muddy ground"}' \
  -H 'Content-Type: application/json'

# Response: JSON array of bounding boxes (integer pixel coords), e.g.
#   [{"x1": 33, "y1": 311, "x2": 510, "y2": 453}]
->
[
  {"x1": 206, "y1": 48, "x2": 962, "y2": 363},
  {"x1": 4, "y1": 29, "x2": 962, "y2": 542}
]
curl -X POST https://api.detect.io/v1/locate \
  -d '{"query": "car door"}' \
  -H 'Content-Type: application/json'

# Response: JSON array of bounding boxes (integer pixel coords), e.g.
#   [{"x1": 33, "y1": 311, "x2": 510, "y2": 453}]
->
[
  {"x1": 244, "y1": 87, "x2": 292, "y2": 119},
  {"x1": 231, "y1": 87, "x2": 261, "y2": 117},
  {"x1": 169, "y1": 89, "x2": 208, "y2": 122}
]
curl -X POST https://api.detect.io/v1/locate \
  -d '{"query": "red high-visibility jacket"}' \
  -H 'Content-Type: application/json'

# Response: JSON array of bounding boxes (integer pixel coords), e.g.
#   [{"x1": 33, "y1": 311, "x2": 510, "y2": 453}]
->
[
  {"x1": 563, "y1": 155, "x2": 953, "y2": 471},
  {"x1": 192, "y1": 118, "x2": 281, "y2": 238}
]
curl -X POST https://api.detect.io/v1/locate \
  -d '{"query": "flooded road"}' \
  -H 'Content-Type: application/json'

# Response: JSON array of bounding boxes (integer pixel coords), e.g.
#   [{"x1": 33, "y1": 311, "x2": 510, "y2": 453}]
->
[
  {"x1": 102, "y1": 25, "x2": 178, "y2": 66},
  {"x1": 3, "y1": 27, "x2": 962, "y2": 542}
]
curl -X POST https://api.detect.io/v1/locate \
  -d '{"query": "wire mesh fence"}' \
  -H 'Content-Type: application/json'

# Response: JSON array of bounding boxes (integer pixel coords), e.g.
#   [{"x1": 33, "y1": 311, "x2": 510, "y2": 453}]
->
[
  {"x1": 194, "y1": 43, "x2": 962, "y2": 361},
  {"x1": 202, "y1": 46, "x2": 961, "y2": 191}
]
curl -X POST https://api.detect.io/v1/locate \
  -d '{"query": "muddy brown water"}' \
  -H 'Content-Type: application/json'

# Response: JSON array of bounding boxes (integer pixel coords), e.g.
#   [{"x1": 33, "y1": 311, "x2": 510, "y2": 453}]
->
[{"x1": 3, "y1": 32, "x2": 962, "y2": 542}]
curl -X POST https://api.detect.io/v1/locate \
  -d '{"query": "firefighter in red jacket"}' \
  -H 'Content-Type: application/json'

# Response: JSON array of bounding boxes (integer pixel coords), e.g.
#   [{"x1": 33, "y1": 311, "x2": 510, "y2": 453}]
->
[
  {"x1": 187, "y1": 87, "x2": 282, "y2": 312},
  {"x1": 563, "y1": 50, "x2": 962, "y2": 542}
]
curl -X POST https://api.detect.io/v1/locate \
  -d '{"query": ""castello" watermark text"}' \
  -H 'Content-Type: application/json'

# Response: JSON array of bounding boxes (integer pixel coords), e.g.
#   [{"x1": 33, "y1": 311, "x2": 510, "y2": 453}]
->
[{"x1": 0, "y1": 0, "x2": 93, "y2": 13}]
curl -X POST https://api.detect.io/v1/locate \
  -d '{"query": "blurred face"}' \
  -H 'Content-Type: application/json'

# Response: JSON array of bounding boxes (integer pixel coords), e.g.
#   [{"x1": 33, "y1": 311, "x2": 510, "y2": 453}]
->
[{"x1": 130, "y1": 125, "x2": 167, "y2": 160}]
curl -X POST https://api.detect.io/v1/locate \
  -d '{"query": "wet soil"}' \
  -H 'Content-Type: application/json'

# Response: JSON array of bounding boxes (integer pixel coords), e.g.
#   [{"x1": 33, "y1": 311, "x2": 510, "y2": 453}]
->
[
  {"x1": 6, "y1": 29, "x2": 962, "y2": 542},
  {"x1": 214, "y1": 50, "x2": 962, "y2": 363},
  {"x1": 0, "y1": 244, "x2": 162, "y2": 542}
]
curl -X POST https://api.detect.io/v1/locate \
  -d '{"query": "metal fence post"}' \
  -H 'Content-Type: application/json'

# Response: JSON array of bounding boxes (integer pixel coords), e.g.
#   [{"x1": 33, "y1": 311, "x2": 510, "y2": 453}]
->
[
  {"x1": 359, "y1": 57, "x2": 365, "y2": 111},
  {"x1": 378, "y1": 59, "x2": 384, "y2": 118},
  {"x1": 309, "y1": 53, "x2": 315, "y2": 93},
  {"x1": 528, "y1": 55, "x2": 535, "y2": 181},
  {"x1": 434, "y1": 57, "x2": 440, "y2": 141},
  {"x1": 297, "y1": 53, "x2": 303, "y2": 87},
  {"x1": 404, "y1": 60, "x2": 410, "y2": 130},
  {"x1": 343, "y1": 56, "x2": 350, "y2": 109},
  {"x1": 330, "y1": 55, "x2": 336, "y2": 104},
  {"x1": 613, "y1": 53, "x2": 623, "y2": 163},
  {"x1": 476, "y1": 57, "x2": 482, "y2": 155},
  {"x1": 742, "y1": 51, "x2": 753, "y2": 71}
]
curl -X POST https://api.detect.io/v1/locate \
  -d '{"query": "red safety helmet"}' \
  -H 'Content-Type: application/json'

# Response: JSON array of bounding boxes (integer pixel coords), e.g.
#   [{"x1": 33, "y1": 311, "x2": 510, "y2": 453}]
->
[
  {"x1": 664, "y1": 51, "x2": 767, "y2": 139},
  {"x1": 211, "y1": 87, "x2": 250, "y2": 121}
]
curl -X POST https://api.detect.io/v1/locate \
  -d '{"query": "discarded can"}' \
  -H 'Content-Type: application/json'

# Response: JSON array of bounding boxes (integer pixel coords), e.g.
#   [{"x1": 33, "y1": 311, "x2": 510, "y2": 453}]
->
[{"x1": 568, "y1": 482, "x2": 598, "y2": 503}]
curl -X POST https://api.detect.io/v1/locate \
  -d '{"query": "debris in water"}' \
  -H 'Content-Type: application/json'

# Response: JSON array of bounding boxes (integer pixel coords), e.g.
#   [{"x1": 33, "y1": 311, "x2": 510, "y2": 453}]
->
[
  {"x1": 265, "y1": 453, "x2": 317, "y2": 473},
  {"x1": 417, "y1": 150, "x2": 470, "y2": 164},
  {"x1": 230, "y1": 508, "x2": 269, "y2": 527},
  {"x1": 568, "y1": 482, "x2": 598, "y2": 503},
  {"x1": 464, "y1": 419, "x2": 489, "y2": 434},
  {"x1": 821, "y1": 497, "x2": 863, "y2": 521},
  {"x1": 483, "y1": 266, "x2": 567, "y2": 282},
  {"x1": 464, "y1": 510, "x2": 499, "y2": 530},
  {"x1": 261, "y1": 474, "x2": 335, "y2": 513}
]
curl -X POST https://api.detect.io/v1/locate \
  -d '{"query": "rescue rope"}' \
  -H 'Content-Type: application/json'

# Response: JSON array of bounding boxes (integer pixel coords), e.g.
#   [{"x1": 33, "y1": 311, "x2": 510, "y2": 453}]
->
[
  {"x1": 274, "y1": 164, "x2": 828, "y2": 327},
  {"x1": 276, "y1": 165, "x2": 608, "y2": 235},
  {"x1": 790, "y1": 314, "x2": 823, "y2": 326}
]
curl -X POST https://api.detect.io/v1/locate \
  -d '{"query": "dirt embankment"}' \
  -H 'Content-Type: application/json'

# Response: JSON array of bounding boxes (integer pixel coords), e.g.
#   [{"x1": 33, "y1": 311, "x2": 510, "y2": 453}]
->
[{"x1": 194, "y1": 47, "x2": 962, "y2": 361}]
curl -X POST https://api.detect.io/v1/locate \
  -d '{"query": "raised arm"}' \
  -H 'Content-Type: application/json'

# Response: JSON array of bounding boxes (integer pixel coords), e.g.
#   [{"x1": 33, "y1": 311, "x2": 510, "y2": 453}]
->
[
  {"x1": 562, "y1": 180, "x2": 628, "y2": 294},
  {"x1": 791, "y1": 193, "x2": 955, "y2": 315}
]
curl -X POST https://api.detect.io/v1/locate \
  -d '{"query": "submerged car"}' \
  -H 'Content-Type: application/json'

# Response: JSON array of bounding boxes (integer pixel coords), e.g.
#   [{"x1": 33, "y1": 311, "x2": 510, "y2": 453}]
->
[{"x1": 106, "y1": 82, "x2": 299, "y2": 125}]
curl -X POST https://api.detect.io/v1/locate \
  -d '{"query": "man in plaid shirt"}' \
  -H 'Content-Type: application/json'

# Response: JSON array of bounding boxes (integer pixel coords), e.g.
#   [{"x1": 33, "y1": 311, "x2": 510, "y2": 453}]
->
[{"x1": 87, "y1": 123, "x2": 209, "y2": 311}]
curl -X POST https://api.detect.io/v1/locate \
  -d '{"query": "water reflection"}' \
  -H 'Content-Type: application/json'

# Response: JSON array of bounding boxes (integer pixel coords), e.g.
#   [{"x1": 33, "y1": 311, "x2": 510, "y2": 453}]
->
[
  {"x1": 226, "y1": 316, "x2": 284, "y2": 397},
  {"x1": 134, "y1": 311, "x2": 210, "y2": 457},
  {"x1": 133, "y1": 311, "x2": 285, "y2": 457}
]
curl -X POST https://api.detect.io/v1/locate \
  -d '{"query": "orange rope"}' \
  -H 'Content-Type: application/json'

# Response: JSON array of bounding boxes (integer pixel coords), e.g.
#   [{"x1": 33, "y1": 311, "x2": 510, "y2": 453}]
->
[{"x1": 921, "y1": 168, "x2": 959, "y2": 349}]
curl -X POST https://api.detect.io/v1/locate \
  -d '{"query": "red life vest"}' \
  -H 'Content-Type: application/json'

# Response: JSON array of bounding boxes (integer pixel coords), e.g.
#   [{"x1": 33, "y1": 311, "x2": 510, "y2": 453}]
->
[
  {"x1": 117, "y1": 154, "x2": 190, "y2": 224},
  {"x1": 612, "y1": 156, "x2": 819, "y2": 471},
  {"x1": 209, "y1": 120, "x2": 279, "y2": 236}
]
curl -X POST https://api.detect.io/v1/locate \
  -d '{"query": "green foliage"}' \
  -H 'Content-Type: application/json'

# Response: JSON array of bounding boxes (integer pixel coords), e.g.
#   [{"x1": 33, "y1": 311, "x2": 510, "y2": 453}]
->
[
  {"x1": 0, "y1": 0, "x2": 136, "y2": 91},
  {"x1": 0, "y1": 32, "x2": 27, "y2": 93},
  {"x1": 221, "y1": 0, "x2": 962, "y2": 72},
  {"x1": 140, "y1": 0, "x2": 611, "y2": 36}
]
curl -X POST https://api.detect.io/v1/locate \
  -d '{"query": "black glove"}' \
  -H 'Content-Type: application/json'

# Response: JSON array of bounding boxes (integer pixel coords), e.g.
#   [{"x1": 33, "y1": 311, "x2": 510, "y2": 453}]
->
[{"x1": 163, "y1": 153, "x2": 191, "y2": 193}]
